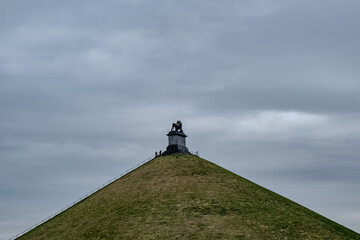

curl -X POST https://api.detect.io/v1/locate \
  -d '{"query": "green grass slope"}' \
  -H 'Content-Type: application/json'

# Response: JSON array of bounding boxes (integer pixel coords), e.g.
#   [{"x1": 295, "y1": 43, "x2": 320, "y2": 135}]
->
[{"x1": 19, "y1": 154, "x2": 359, "y2": 240}]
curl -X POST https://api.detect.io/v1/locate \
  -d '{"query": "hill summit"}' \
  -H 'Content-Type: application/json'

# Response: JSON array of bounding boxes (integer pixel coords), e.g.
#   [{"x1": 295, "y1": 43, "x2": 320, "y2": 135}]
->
[{"x1": 19, "y1": 154, "x2": 359, "y2": 239}]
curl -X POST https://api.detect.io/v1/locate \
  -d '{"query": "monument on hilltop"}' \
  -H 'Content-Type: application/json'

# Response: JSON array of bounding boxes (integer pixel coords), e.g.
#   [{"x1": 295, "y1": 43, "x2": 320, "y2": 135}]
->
[{"x1": 163, "y1": 120, "x2": 190, "y2": 155}]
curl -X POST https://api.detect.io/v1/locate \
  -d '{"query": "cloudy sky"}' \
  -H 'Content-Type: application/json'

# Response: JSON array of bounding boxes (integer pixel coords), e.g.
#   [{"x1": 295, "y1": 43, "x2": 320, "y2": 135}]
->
[{"x1": 1, "y1": 0, "x2": 360, "y2": 238}]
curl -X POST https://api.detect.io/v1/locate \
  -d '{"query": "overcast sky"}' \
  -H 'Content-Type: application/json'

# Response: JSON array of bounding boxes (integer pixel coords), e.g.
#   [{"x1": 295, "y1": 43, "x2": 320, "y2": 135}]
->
[{"x1": 1, "y1": 0, "x2": 360, "y2": 238}]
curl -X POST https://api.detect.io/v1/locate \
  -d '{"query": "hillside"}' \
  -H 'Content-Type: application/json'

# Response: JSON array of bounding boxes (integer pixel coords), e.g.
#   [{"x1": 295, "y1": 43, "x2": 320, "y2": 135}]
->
[{"x1": 19, "y1": 154, "x2": 360, "y2": 239}]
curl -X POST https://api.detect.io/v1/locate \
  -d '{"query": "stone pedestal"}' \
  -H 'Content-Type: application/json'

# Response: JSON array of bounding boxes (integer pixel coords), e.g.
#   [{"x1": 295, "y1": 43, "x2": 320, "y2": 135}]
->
[{"x1": 164, "y1": 131, "x2": 189, "y2": 155}]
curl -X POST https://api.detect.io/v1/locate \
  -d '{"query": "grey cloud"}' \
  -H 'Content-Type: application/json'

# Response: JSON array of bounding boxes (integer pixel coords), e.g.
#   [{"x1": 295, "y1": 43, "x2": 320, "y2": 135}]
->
[{"x1": 1, "y1": 0, "x2": 360, "y2": 238}]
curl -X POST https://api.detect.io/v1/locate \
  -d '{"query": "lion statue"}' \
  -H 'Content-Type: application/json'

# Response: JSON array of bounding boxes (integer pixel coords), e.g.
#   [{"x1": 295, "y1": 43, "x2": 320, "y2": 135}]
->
[{"x1": 171, "y1": 120, "x2": 183, "y2": 133}]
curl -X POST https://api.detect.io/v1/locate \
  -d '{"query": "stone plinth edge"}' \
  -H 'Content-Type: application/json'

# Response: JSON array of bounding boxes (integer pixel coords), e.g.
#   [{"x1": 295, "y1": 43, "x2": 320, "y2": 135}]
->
[{"x1": 166, "y1": 131, "x2": 187, "y2": 137}]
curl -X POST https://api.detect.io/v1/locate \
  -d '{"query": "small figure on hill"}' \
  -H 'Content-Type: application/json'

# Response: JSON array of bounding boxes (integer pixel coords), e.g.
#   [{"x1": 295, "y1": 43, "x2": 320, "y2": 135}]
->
[
  {"x1": 159, "y1": 150, "x2": 162, "y2": 155},
  {"x1": 155, "y1": 151, "x2": 158, "y2": 156},
  {"x1": 171, "y1": 120, "x2": 183, "y2": 133}
]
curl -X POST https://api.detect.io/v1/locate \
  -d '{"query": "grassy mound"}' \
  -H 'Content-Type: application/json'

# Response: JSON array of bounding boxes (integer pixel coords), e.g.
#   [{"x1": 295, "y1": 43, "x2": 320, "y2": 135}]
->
[{"x1": 19, "y1": 154, "x2": 359, "y2": 239}]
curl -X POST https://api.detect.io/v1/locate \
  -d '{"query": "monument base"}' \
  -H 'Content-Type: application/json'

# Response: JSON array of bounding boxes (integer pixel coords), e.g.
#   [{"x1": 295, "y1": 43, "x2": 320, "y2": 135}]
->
[
  {"x1": 163, "y1": 144, "x2": 190, "y2": 155},
  {"x1": 162, "y1": 131, "x2": 190, "y2": 155}
]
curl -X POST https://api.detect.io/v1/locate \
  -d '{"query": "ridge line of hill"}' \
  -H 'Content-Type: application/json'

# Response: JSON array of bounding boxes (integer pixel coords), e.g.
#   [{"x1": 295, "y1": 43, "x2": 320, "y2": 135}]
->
[{"x1": 16, "y1": 154, "x2": 360, "y2": 239}]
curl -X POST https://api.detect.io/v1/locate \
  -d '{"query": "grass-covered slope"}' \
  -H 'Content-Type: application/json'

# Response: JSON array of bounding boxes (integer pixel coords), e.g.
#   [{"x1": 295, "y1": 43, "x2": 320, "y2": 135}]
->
[{"x1": 19, "y1": 154, "x2": 359, "y2": 240}]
